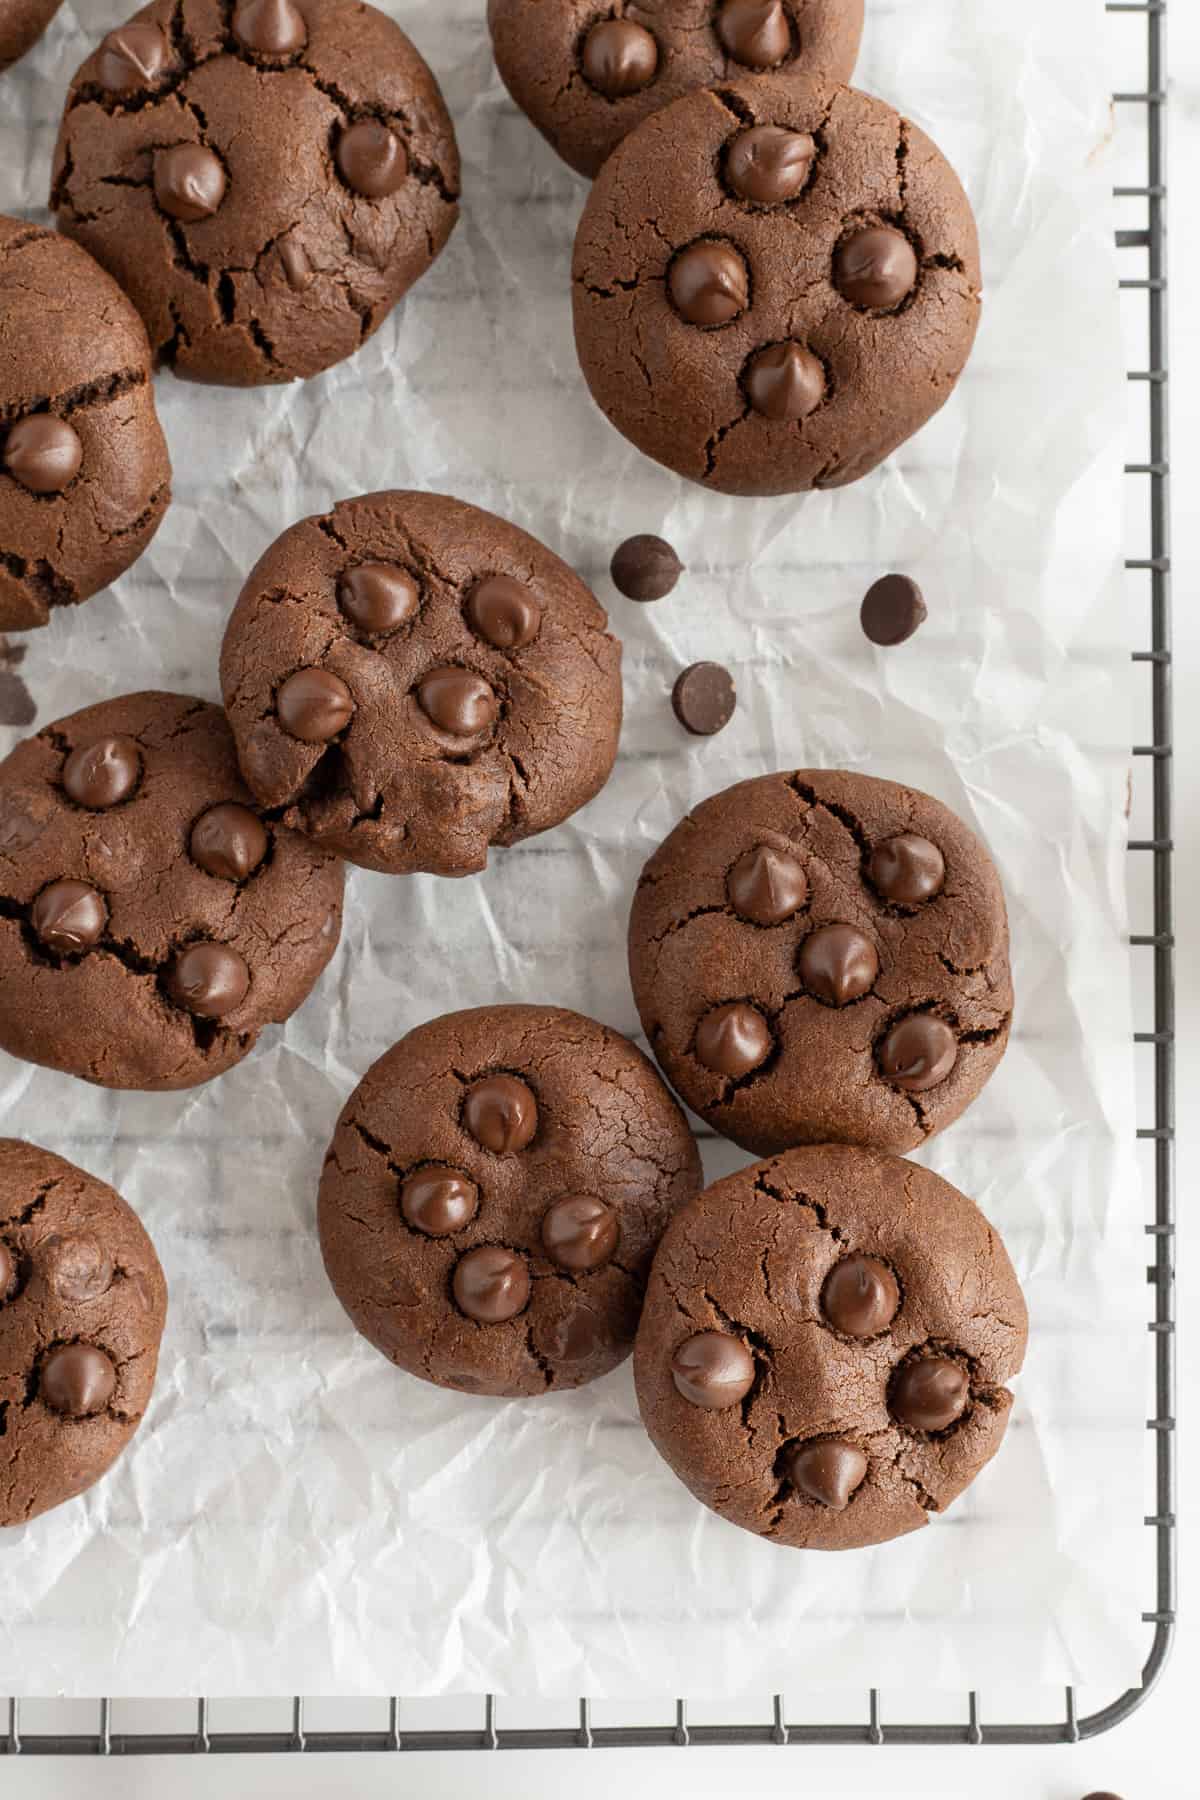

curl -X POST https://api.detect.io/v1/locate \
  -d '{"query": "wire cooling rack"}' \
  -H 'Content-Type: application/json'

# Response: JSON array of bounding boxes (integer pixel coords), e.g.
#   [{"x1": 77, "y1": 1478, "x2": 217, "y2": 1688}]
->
[{"x1": 0, "y1": 0, "x2": 1175, "y2": 1759}]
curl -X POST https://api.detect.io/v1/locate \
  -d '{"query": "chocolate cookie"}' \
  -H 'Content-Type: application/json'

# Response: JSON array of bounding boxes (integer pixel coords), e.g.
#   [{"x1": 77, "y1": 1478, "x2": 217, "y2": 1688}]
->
[
  {"x1": 635, "y1": 1145, "x2": 1027, "y2": 1550},
  {"x1": 572, "y1": 80, "x2": 981, "y2": 494},
  {"x1": 488, "y1": 0, "x2": 863, "y2": 180},
  {"x1": 51, "y1": 0, "x2": 459, "y2": 386},
  {"x1": 629, "y1": 770, "x2": 1012, "y2": 1155},
  {"x1": 220, "y1": 490, "x2": 623, "y2": 877},
  {"x1": 0, "y1": 1138, "x2": 167, "y2": 1526},
  {"x1": 0, "y1": 0, "x2": 61, "y2": 70},
  {"x1": 0, "y1": 691, "x2": 344, "y2": 1090},
  {"x1": 319, "y1": 1004, "x2": 703, "y2": 1397},
  {"x1": 0, "y1": 217, "x2": 171, "y2": 632}
]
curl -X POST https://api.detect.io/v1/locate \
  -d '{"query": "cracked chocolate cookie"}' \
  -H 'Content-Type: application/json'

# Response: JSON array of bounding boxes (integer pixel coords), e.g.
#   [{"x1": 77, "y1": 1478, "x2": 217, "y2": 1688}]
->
[
  {"x1": 0, "y1": 0, "x2": 61, "y2": 70},
  {"x1": 0, "y1": 691, "x2": 344, "y2": 1090},
  {"x1": 572, "y1": 79, "x2": 981, "y2": 494},
  {"x1": 488, "y1": 0, "x2": 863, "y2": 181},
  {"x1": 51, "y1": 0, "x2": 460, "y2": 386},
  {"x1": 629, "y1": 769, "x2": 1012, "y2": 1156},
  {"x1": 220, "y1": 490, "x2": 624, "y2": 876},
  {"x1": 635, "y1": 1144, "x2": 1027, "y2": 1550},
  {"x1": 0, "y1": 217, "x2": 171, "y2": 632},
  {"x1": 318, "y1": 1004, "x2": 703, "y2": 1397},
  {"x1": 0, "y1": 1138, "x2": 167, "y2": 1526}
]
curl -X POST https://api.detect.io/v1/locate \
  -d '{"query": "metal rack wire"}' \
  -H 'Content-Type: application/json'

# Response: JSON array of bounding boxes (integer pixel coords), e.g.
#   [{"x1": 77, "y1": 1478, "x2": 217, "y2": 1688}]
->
[{"x1": 0, "y1": 0, "x2": 1174, "y2": 1758}]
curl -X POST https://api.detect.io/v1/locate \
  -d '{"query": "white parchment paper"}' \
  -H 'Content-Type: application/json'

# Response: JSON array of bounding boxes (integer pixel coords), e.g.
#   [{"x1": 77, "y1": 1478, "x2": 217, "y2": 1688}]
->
[{"x1": 0, "y1": 0, "x2": 1145, "y2": 1697}]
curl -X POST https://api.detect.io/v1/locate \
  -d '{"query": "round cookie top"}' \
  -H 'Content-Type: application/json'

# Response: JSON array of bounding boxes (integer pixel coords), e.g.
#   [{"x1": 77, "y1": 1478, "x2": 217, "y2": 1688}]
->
[
  {"x1": 0, "y1": 217, "x2": 171, "y2": 631},
  {"x1": 319, "y1": 1004, "x2": 703, "y2": 1397},
  {"x1": 220, "y1": 490, "x2": 624, "y2": 877},
  {"x1": 0, "y1": 691, "x2": 344, "y2": 1090},
  {"x1": 0, "y1": 0, "x2": 62, "y2": 71},
  {"x1": 51, "y1": 0, "x2": 460, "y2": 386},
  {"x1": 572, "y1": 80, "x2": 981, "y2": 495},
  {"x1": 634, "y1": 1144, "x2": 1027, "y2": 1551},
  {"x1": 628, "y1": 769, "x2": 1012, "y2": 1156},
  {"x1": 487, "y1": 0, "x2": 863, "y2": 181},
  {"x1": 0, "y1": 1138, "x2": 167, "y2": 1526}
]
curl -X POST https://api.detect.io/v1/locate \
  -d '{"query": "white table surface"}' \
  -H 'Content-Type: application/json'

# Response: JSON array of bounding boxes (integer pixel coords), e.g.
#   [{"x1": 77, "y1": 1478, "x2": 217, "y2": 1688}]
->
[{"x1": 7, "y1": 9, "x2": 1199, "y2": 1798}]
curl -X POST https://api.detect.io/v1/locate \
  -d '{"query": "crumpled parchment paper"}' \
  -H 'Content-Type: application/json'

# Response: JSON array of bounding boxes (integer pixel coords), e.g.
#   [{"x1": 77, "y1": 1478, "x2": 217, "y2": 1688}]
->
[{"x1": 0, "y1": 0, "x2": 1145, "y2": 1698}]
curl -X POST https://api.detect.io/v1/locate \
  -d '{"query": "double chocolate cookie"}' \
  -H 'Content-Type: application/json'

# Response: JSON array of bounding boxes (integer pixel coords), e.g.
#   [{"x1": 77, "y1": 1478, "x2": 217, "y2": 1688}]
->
[
  {"x1": 52, "y1": 0, "x2": 460, "y2": 385},
  {"x1": 0, "y1": 217, "x2": 171, "y2": 631},
  {"x1": 488, "y1": 0, "x2": 863, "y2": 180},
  {"x1": 0, "y1": 0, "x2": 61, "y2": 70},
  {"x1": 635, "y1": 1145, "x2": 1027, "y2": 1550},
  {"x1": 629, "y1": 770, "x2": 1012, "y2": 1155},
  {"x1": 0, "y1": 1139, "x2": 167, "y2": 1526},
  {"x1": 0, "y1": 691, "x2": 344, "y2": 1090},
  {"x1": 319, "y1": 1005, "x2": 703, "y2": 1397},
  {"x1": 573, "y1": 80, "x2": 981, "y2": 494},
  {"x1": 220, "y1": 491, "x2": 623, "y2": 876}
]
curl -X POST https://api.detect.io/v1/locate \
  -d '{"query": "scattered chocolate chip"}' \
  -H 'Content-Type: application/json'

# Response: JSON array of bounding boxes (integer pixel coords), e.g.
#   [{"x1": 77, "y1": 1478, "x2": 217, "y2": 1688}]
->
[
  {"x1": 789, "y1": 1440, "x2": 869, "y2": 1510},
  {"x1": 877, "y1": 1014, "x2": 958, "y2": 1092},
  {"x1": 463, "y1": 1073, "x2": 538, "y2": 1153},
  {"x1": 167, "y1": 943, "x2": 251, "y2": 1019},
  {"x1": 40, "y1": 1342, "x2": 117, "y2": 1417},
  {"x1": 670, "y1": 1330, "x2": 755, "y2": 1409},
  {"x1": 868, "y1": 833, "x2": 945, "y2": 906},
  {"x1": 610, "y1": 534, "x2": 683, "y2": 602},
  {"x1": 580, "y1": 18, "x2": 659, "y2": 97},
  {"x1": 861, "y1": 574, "x2": 927, "y2": 646},
  {"x1": 890, "y1": 1355, "x2": 969, "y2": 1433},
  {"x1": 4, "y1": 415, "x2": 82, "y2": 495},
  {"x1": 672, "y1": 662, "x2": 736, "y2": 736},
  {"x1": 453, "y1": 1245, "x2": 531, "y2": 1323},
  {"x1": 0, "y1": 1242, "x2": 15, "y2": 1302},
  {"x1": 743, "y1": 342, "x2": 825, "y2": 420},
  {"x1": 96, "y1": 23, "x2": 168, "y2": 93},
  {"x1": 417, "y1": 668, "x2": 499, "y2": 737},
  {"x1": 31, "y1": 880, "x2": 107, "y2": 955},
  {"x1": 695, "y1": 1001, "x2": 772, "y2": 1077},
  {"x1": 401, "y1": 1167, "x2": 480, "y2": 1237},
  {"x1": 233, "y1": 0, "x2": 308, "y2": 55},
  {"x1": 277, "y1": 234, "x2": 314, "y2": 291},
  {"x1": 153, "y1": 145, "x2": 227, "y2": 223},
  {"x1": 834, "y1": 225, "x2": 918, "y2": 311},
  {"x1": 189, "y1": 803, "x2": 268, "y2": 882},
  {"x1": 336, "y1": 119, "x2": 408, "y2": 198},
  {"x1": 339, "y1": 563, "x2": 420, "y2": 635},
  {"x1": 541, "y1": 1195, "x2": 619, "y2": 1272},
  {"x1": 798, "y1": 922, "x2": 879, "y2": 1007},
  {"x1": 727, "y1": 844, "x2": 807, "y2": 925},
  {"x1": 669, "y1": 240, "x2": 749, "y2": 327},
  {"x1": 821, "y1": 1254, "x2": 901, "y2": 1338},
  {"x1": 466, "y1": 575, "x2": 541, "y2": 649},
  {"x1": 62, "y1": 736, "x2": 141, "y2": 810},
  {"x1": 716, "y1": 0, "x2": 792, "y2": 69},
  {"x1": 276, "y1": 668, "x2": 354, "y2": 742},
  {"x1": 725, "y1": 126, "x2": 815, "y2": 205}
]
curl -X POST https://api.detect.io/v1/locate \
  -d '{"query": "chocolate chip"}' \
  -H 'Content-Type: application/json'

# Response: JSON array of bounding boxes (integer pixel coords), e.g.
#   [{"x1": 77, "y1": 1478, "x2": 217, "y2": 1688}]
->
[
  {"x1": 452, "y1": 1245, "x2": 531, "y2": 1323},
  {"x1": 861, "y1": 574, "x2": 927, "y2": 646},
  {"x1": 4, "y1": 416, "x2": 82, "y2": 495},
  {"x1": 0, "y1": 1242, "x2": 14, "y2": 1302},
  {"x1": 798, "y1": 923, "x2": 879, "y2": 1007},
  {"x1": 336, "y1": 119, "x2": 408, "y2": 199},
  {"x1": 670, "y1": 1330, "x2": 755, "y2": 1409},
  {"x1": 890, "y1": 1355, "x2": 969, "y2": 1433},
  {"x1": 668, "y1": 241, "x2": 749, "y2": 327},
  {"x1": 834, "y1": 225, "x2": 918, "y2": 311},
  {"x1": 233, "y1": 0, "x2": 307, "y2": 55},
  {"x1": 672, "y1": 662, "x2": 736, "y2": 736},
  {"x1": 466, "y1": 575, "x2": 541, "y2": 649},
  {"x1": 580, "y1": 18, "x2": 658, "y2": 97},
  {"x1": 96, "y1": 23, "x2": 168, "y2": 93},
  {"x1": 339, "y1": 563, "x2": 420, "y2": 635},
  {"x1": 401, "y1": 1167, "x2": 479, "y2": 1237},
  {"x1": 610, "y1": 534, "x2": 683, "y2": 602},
  {"x1": 788, "y1": 1440, "x2": 869, "y2": 1510},
  {"x1": 695, "y1": 1002, "x2": 772, "y2": 1077},
  {"x1": 743, "y1": 342, "x2": 825, "y2": 420},
  {"x1": 725, "y1": 126, "x2": 815, "y2": 205},
  {"x1": 541, "y1": 1195, "x2": 619, "y2": 1272},
  {"x1": 868, "y1": 833, "x2": 945, "y2": 906},
  {"x1": 417, "y1": 668, "x2": 499, "y2": 737},
  {"x1": 189, "y1": 803, "x2": 268, "y2": 882},
  {"x1": 727, "y1": 844, "x2": 807, "y2": 925},
  {"x1": 276, "y1": 668, "x2": 354, "y2": 742},
  {"x1": 715, "y1": 0, "x2": 792, "y2": 68},
  {"x1": 31, "y1": 880, "x2": 107, "y2": 955},
  {"x1": 62, "y1": 736, "x2": 141, "y2": 810},
  {"x1": 877, "y1": 1014, "x2": 958, "y2": 1092},
  {"x1": 43, "y1": 1233, "x2": 113, "y2": 1304},
  {"x1": 154, "y1": 145, "x2": 227, "y2": 223},
  {"x1": 463, "y1": 1074, "x2": 538, "y2": 1153},
  {"x1": 167, "y1": 943, "x2": 251, "y2": 1019},
  {"x1": 821, "y1": 1254, "x2": 901, "y2": 1337},
  {"x1": 40, "y1": 1343, "x2": 117, "y2": 1417},
  {"x1": 277, "y1": 234, "x2": 314, "y2": 291}
]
